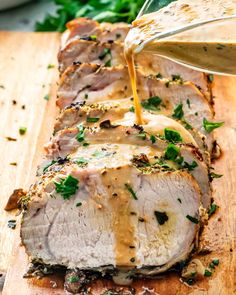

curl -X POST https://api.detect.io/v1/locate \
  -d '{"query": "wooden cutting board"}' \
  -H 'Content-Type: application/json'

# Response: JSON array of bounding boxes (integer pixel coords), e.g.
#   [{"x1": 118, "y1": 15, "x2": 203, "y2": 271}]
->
[{"x1": 0, "y1": 32, "x2": 235, "y2": 295}]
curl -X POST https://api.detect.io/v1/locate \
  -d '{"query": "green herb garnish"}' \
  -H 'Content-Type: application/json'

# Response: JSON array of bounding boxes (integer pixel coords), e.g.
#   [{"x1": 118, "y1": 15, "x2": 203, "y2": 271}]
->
[
  {"x1": 208, "y1": 74, "x2": 214, "y2": 82},
  {"x1": 164, "y1": 143, "x2": 180, "y2": 161},
  {"x1": 19, "y1": 127, "x2": 27, "y2": 135},
  {"x1": 186, "y1": 215, "x2": 199, "y2": 224},
  {"x1": 76, "y1": 124, "x2": 85, "y2": 142},
  {"x1": 44, "y1": 94, "x2": 50, "y2": 101},
  {"x1": 47, "y1": 64, "x2": 55, "y2": 69},
  {"x1": 129, "y1": 106, "x2": 135, "y2": 112},
  {"x1": 138, "y1": 132, "x2": 146, "y2": 140},
  {"x1": 203, "y1": 118, "x2": 224, "y2": 133},
  {"x1": 125, "y1": 183, "x2": 137, "y2": 200},
  {"x1": 164, "y1": 128, "x2": 182, "y2": 142},
  {"x1": 68, "y1": 276, "x2": 79, "y2": 283},
  {"x1": 99, "y1": 48, "x2": 111, "y2": 60},
  {"x1": 209, "y1": 172, "x2": 223, "y2": 179},
  {"x1": 54, "y1": 175, "x2": 79, "y2": 200},
  {"x1": 182, "y1": 161, "x2": 198, "y2": 171},
  {"x1": 90, "y1": 35, "x2": 97, "y2": 41},
  {"x1": 86, "y1": 117, "x2": 99, "y2": 123},
  {"x1": 172, "y1": 103, "x2": 184, "y2": 120},
  {"x1": 204, "y1": 269, "x2": 212, "y2": 277},
  {"x1": 208, "y1": 203, "x2": 219, "y2": 216},
  {"x1": 154, "y1": 211, "x2": 168, "y2": 225},
  {"x1": 141, "y1": 96, "x2": 162, "y2": 111},
  {"x1": 76, "y1": 202, "x2": 82, "y2": 207},
  {"x1": 150, "y1": 134, "x2": 156, "y2": 144}
]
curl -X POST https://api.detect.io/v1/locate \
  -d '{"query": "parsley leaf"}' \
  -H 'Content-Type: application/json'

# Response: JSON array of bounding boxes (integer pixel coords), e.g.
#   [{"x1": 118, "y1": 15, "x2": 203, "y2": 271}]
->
[
  {"x1": 172, "y1": 103, "x2": 184, "y2": 119},
  {"x1": 164, "y1": 128, "x2": 182, "y2": 142},
  {"x1": 182, "y1": 160, "x2": 198, "y2": 171},
  {"x1": 76, "y1": 124, "x2": 85, "y2": 142},
  {"x1": 208, "y1": 203, "x2": 219, "y2": 216},
  {"x1": 164, "y1": 143, "x2": 180, "y2": 161},
  {"x1": 19, "y1": 127, "x2": 27, "y2": 135},
  {"x1": 186, "y1": 215, "x2": 199, "y2": 224},
  {"x1": 36, "y1": 1, "x2": 176, "y2": 32},
  {"x1": 141, "y1": 96, "x2": 162, "y2": 111},
  {"x1": 54, "y1": 175, "x2": 79, "y2": 200},
  {"x1": 125, "y1": 183, "x2": 137, "y2": 200},
  {"x1": 203, "y1": 118, "x2": 224, "y2": 133},
  {"x1": 86, "y1": 117, "x2": 99, "y2": 123}
]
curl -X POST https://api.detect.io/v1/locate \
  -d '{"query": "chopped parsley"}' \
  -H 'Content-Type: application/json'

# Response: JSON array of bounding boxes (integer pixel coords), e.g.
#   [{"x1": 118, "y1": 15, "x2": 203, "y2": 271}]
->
[
  {"x1": 186, "y1": 215, "x2": 199, "y2": 224},
  {"x1": 129, "y1": 106, "x2": 135, "y2": 112},
  {"x1": 141, "y1": 96, "x2": 162, "y2": 111},
  {"x1": 104, "y1": 59, "x2": 112, "y2": 67},
  {"x1": 19, "y1": 127, "x2": 27, "y2": 135},
  {"x1": 156, "y1": 73, "x2": 163, "y2": 79},
  {"x1": 212, "y1": 259, "x2": 219, "y2": 266},
  {"x1": 86, "y1": 117, "x2": 99, "y2": 123},
  {"x1": 137, "y1": 132, "x2": 146, "y2": 140},
  {"x1": 208, "y1": 74, "x2": 214, "y2": 83},
  {"x1": 76, "y1": 124, "x2": 85, "y2": 142},
  {"x1": 47, "y1": 64, "x2": 55, "y2": 69},
  {"x1": 76, "y1": 202, "x2": 82, "y2": 207},
  {"x1": 67, "y1": 276, "x2": 79, "y2": 283},
  {"x1": 204, "y1": 269, "x2": 212, "y2": 277},
  {"x1": 164, "y1": 143, "x2": 180, "y2": 161},
  {"x1": 154, "y1": 211, "x2": 168, "y2": 225},
  {"x1": 125, "y1": 183, "x2": 137, "y2": 200},
  {"x1": 44, "y1": 94, "x2": 50, "y2": 101},
  {"x1": 150, "y1": 134, "x2": 156, "y2": 144},
  {"x1": 171, "y1": 74, "x2": 183, "y2": 84},
  {"x1": 99, "y1": 48, "x2": 111, "y2": 60},
  {"x1": 90, "y1": 35, "x2": 97, "y2": 41},
  {"x1": 164, "y1": 128, "x2": 182, "y2": 143},
  {"x1": 203, "y1": 118, "x2": 224, "y2": 133},
  {"x1": 172, "y1": 103, "x2": 184, "y2": 119},
  {"x1": 54, "y1": 175, "x2": 79, "y2": 200},
  {"x1": 182, "y1": 160, "x2": 198, "y2": 171},
  {"x1": 182, "y1": 119, "x2": 193, "y2": 130},
  {"x1": 208, "y1": 203, "x2": 219, "y2": 216},
  {"x1": 209, "y1": 172, "x2": 223, "y2": 180}
]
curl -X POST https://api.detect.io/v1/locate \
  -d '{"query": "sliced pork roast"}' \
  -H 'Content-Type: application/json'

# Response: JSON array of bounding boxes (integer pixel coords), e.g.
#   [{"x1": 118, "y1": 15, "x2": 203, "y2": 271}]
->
[
  {"x1": 21, "y1": 157, "x2": 201, "y2": 278},
  {"x1": 61, "y1": 18, "x2": 129, "y2": 48},
  {"x1": 58, "y1": 39, "x2": 210, "y2": 100},
  {"x1": 44, "y1": 125, "x2": 211, "y2": 208},
  {"x1": 54, "y1": 102, "x2": 209, "y2": 158},
  {"x1": 57, "y1": 63, "x2": 213, "y2": 150},
  {"x1": 20, "y1": 16, "x2": 217, "y2": 288}
]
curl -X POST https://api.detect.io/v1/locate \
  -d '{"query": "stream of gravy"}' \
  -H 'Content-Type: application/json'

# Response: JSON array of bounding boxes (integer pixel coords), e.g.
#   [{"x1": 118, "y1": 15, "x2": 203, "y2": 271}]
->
[{"x1": 124, "y1": 0, "x2": 236, "y2": 123}]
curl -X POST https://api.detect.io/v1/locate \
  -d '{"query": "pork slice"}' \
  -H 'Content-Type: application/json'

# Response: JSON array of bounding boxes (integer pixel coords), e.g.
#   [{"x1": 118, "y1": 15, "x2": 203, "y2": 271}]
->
[
  {"x1": 54, "y1": 103, "x2": 211, "y2": 158},
  {"x1": 58, "y1": 40, "x2": 125, "y2": 73},
  {"x1": 61, "y1": 18, "x2": 129, "y2": 48},
  {"x1": 57, "y1": 64, "x2": 213, "y2": 149},
  {"x1": 58, "y1": 39, "x2": 210, "y2": 100},
  {"x1": 21, "y1": 163, "x2": 201, "y2": 275},
  {"x1": 44, "y1": 125, "x2": 211, "y2": 208}
]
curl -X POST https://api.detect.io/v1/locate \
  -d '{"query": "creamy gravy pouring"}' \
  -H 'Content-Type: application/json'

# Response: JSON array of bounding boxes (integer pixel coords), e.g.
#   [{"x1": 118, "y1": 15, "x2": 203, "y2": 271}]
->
[{"x1": 124, "y1": 0, "x2": 236, "y2": 123}]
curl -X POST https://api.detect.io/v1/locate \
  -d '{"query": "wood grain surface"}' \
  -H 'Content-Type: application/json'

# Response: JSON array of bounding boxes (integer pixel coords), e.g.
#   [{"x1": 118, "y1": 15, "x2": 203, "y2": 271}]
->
[{"x1": 0, "y1": 32, "x2": 235, "y2": 295}]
